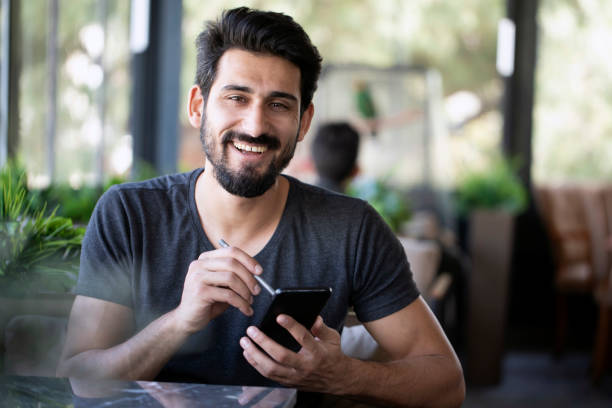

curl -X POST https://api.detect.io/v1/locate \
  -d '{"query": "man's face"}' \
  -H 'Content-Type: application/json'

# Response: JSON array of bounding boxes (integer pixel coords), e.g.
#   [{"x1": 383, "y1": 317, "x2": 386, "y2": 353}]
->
[{"x1": 199, "y1": 49, "x2": 311, "y2": 197}]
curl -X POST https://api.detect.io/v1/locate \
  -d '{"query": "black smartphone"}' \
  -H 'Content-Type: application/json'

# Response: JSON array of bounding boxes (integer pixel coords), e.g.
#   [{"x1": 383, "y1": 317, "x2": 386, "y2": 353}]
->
[{"x1": 258, "y1": 287, "x2": 332, "y2": 352}]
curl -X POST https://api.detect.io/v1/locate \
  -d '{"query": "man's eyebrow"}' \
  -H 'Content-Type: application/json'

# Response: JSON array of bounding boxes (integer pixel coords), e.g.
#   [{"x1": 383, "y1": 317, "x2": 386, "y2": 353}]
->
[
  {"x1": 222, "y1": 84, "x2": 253, "y2": 93},
  {"x1": 269, "y1": 91, "x2": 298, "y2": 102},
  {"x1": 221, "y1": 85, "x2": 298, "y2": 102}
]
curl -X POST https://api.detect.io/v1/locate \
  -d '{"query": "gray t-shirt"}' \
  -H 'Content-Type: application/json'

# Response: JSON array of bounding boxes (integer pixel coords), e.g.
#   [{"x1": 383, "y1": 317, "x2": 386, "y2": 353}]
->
[{"x1": 76, "y1": 168, "x2": 419, "y2": 386}]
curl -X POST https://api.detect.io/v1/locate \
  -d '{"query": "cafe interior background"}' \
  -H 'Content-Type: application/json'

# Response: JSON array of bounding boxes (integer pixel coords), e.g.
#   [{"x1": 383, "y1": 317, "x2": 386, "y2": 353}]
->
[{"x1": 1, "y1": 0, "x2": 611, "y2": 406}]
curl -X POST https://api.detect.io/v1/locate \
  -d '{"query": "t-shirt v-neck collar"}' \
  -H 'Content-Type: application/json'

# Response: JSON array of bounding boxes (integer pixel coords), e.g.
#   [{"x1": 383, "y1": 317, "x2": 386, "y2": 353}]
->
[{"x1": 188, "y1": 168, "x2": 294, "y2": 259}]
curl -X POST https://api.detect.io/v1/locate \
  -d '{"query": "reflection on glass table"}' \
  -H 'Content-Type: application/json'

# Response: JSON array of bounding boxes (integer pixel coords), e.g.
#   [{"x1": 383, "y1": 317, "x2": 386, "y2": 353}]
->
[{"x1": 0, "y1": 375, "x2": 297, "y2": 408}]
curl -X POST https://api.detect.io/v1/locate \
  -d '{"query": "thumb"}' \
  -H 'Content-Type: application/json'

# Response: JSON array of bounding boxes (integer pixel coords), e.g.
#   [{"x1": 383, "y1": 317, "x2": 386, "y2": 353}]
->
[{"x1": 310, "y1": 316, "x2": 337, "y2": 341}]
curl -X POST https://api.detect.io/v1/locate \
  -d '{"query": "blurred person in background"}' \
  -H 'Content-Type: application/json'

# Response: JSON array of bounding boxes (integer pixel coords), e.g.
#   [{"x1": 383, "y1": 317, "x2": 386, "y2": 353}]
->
[{"x1": 311, "y1": 121, "x2": 360, "y2": 194}]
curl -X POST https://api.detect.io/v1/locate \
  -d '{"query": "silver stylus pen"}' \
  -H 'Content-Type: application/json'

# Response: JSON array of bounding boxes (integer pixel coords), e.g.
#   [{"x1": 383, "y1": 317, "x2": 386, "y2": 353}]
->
[{"x1": 218, "y1": 239, "x2": 276, "y2": 295}]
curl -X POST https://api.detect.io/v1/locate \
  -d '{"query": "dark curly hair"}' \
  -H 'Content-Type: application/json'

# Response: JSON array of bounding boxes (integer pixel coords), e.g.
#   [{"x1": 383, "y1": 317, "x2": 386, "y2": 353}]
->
[{"x1": 195, "y1": 7, "x2": 322, "y2": 116}]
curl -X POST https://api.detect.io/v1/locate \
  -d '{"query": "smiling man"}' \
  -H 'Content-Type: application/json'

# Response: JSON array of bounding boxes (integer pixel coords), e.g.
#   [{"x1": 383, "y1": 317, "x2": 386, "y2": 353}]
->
[
  {"x1": 57, "y1": 7, "x2": 465, "y2": 407},
  {"x1": 196, "y1": 49, "x2": 309, "y2": 199}
]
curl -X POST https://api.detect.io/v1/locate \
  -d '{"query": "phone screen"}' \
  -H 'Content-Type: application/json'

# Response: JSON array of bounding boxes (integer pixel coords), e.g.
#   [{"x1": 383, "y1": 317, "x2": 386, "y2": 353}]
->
[{"x1": 257, "y1": 287, "x2": 332, "y2": 352}]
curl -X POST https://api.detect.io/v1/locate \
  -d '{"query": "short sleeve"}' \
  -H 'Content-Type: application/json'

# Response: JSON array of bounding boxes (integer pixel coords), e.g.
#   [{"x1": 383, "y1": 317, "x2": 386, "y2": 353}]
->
[
  {"x1": 75, "y1": 186, "x2": 133, "y2": 307},
  {"x1": 351, "y1": 204, "x2": 420, "y2": 322}
]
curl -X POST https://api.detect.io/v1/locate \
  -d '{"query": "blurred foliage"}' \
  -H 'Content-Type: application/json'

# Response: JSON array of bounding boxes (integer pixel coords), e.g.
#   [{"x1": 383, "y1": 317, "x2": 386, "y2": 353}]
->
[
  {"x1": 15, "y1": 0, "x2": 612, "y2": 195},
  {"x1": 454, "y1": 153, "x2": 527, "y2": 217},
  {"x1": 18, "y1": 0, "x2": 131, "y2": 184},
  {"x1": 181, "y1": 0, "x2": 505, "y2": 117},
  {"x1": 533, "y1": 0, "x2": 612, "y2": 182},
  {"x1": 181, "y1": 0, "x2": 509, "y2": 193},
  {"x1": 181, "y1": 0, "x2": 612, "y2": 186},
  {"x1": 30, "y1": 176, "x2": 123, "y2": 224},
  {"x1": 28, "y1": 160, "x2": 155, "y2": 223},
  {"x1": 347, "y1": 177, "x2": 411, "y2": 233},
  {"x1": 1, "y1": 161, "x2": 84, "y2": 296}
]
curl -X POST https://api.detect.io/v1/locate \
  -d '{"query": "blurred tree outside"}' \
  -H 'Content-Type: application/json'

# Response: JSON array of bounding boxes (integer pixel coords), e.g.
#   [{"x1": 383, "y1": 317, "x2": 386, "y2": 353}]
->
[
  {"x1": 17, "y1": 0, "x2": 131, "y2": 189},
  {"x1": 179, "y1": 0, "x2": 506, "y2": 180},
  {"x1": 13, "y1": 0, "x2": 611, "y2": 193},
  {"x1": 533, "y1": 0, "x2": 612, "y2": 183}
]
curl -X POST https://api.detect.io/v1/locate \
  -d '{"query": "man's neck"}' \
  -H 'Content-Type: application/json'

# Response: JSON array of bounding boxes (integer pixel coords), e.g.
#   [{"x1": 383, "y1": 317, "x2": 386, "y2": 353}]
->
[{"x1": 194, "y1": 166, "x2": 289, "y2": 256}]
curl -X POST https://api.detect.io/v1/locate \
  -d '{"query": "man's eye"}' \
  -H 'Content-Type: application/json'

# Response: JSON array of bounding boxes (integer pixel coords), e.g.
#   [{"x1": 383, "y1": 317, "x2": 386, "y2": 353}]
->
[
  {"x1": 229, "y1": 95, "x2": 246, "y2": 103},
  {"x1": 270, "y1": 102, "x2": 288, "y2": 111}
]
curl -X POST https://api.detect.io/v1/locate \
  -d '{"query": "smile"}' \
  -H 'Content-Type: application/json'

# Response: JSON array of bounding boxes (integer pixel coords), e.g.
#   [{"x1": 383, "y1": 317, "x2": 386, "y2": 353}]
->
[{"x1": 232, "y1": 142, "x2": 268, "y2": 154}]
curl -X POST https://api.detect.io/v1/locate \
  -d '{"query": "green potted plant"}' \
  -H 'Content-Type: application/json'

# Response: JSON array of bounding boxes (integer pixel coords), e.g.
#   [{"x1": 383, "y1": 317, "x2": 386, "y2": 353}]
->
[
  {"x1": 347, "y1": 177, "x2": 411, "y2": 233},
  {"x1": 455, "y1": 153, "x2": 527, "y2": 219},
  {"x1": 28, "y1": 175, "x2": 126, "y2": 225},
  {"x1": 454, "y1": 152, "x2": 527, "y2": 386},
  {"x1": 1, "y1": 162, "x2": 84, "y2": 296},
  {"x1": 1, "y1": 162, "x2": 85, "y2": 372}
]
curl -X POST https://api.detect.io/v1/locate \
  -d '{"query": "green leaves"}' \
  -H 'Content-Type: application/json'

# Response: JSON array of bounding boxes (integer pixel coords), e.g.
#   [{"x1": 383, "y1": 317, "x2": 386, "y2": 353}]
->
[
  {"x1": 347, "y1": 178, "x2": 411, "y2": 233},
  {"x1": 1, "y1": 162, "x2": 84, "y2": 296},
  {"x1": 454, "y1": 154, "x2": 527, "y2": 217},
  {"x1": 30, "y1": 184, "x2": 102, "y2": 224}
]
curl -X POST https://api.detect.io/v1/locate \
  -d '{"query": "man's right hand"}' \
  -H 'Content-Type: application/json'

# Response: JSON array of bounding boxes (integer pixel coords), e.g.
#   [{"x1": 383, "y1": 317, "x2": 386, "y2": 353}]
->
[
  {"x1": 58, "y1": 246, "x2": 263, "y2": 382},
  {"x1": 174, "y1": 245, "x2": 263, "y2": 334}
]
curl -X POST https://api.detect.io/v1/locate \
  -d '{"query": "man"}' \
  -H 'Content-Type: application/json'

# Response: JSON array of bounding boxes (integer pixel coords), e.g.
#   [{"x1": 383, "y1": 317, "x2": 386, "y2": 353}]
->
[
  {"x1": 311, "y1": 122, "x2": 360, "y2": 194},
  {"x1": 58, "y1": 7, "x2": 465, "y2": 407}
]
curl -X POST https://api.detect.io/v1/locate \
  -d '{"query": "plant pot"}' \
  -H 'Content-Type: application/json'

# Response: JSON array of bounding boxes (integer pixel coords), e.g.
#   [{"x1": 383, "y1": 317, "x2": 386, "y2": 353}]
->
[
  {"x1": 0, "y1": 293, "x2": 75, "y2": 327},
  {"x1": 0, "y1": 292, "x2": 75, "y2": 374},
  {"x1": 465, "y1": 210, "x2": 515, "y2": 386}
]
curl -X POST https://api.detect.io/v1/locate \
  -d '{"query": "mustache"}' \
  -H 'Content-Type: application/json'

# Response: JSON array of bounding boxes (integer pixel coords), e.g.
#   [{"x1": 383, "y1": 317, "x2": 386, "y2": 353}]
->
[{"x1": 222, "y1": 131, "x2": 281, "y2": 150}]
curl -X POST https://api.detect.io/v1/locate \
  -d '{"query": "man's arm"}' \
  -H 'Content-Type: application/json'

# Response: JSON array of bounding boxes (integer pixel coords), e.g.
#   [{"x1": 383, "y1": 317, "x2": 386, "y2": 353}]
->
[
  {"x1": 58, "y1": 246, "x2": 263, "y2": 381},
  {"x1": 357, "y1": 297, "x2": 464, "y2": 407},
  {"x1": 56, "y1": 295, "x2": 191, "y2": 381},
  {"x1": 240, "y1": 296, "x2": 465, "y2": 408}
]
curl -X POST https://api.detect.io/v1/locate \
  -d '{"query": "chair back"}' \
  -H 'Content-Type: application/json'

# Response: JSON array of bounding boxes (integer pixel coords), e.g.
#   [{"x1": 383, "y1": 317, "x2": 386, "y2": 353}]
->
[
  {"x1": 534, "y1": 184, "x2": 591, "y2": 268},
  {"x1": 397, "y1": 236, "x2": 440, "y2": 294},
  {"x1": 582, "y1": 186, "x2": 611, "y2": 282}
]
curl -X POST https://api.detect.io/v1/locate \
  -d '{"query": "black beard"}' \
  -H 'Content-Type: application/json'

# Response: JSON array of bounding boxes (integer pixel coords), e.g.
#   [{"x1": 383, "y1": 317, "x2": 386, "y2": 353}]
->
[{"x1": 200, "y1": 125, "x2": 298, "y2": 198}]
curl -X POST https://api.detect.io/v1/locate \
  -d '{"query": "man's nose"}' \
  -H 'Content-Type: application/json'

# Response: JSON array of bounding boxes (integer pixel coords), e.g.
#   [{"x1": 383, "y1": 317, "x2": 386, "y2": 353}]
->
[{"x1": 240, "y1": 104, "x2": 269, "y2": 137}]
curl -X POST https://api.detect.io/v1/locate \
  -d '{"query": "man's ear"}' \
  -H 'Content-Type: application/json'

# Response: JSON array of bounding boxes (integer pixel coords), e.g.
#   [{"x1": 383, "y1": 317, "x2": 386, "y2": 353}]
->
[
  {"x1": 188, "y1": 85, "x2": 204, "y2": 128},
  {"x1": 297, "y1": 103, "x2": 315, "y2": 142}
]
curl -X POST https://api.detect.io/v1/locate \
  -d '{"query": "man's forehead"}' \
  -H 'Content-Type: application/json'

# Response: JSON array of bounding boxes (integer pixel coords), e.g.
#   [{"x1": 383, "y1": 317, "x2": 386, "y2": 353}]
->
[{"x1": 213, "y1": 49, "x2": 301, "y2": 97}]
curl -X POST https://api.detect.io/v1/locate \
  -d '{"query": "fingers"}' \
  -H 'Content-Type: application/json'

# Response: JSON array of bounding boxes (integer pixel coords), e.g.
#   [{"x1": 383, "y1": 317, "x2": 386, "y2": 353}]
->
[
  {"x1": 309, "y1": 316, "x2": 338, "y2": 342},
  {"x1": 184, "y1": 262, "x2": 253, "y2": 314},
  {"x1": 177, "y1": 245, "x2": 266, "y2": 332},
  {"x1": 189, "y1": 261, "x2": 254, "y2": 303},
  {"x1": 241, "y1": 317, "x2": 347, "y2": 391},
  {"x1": 198, "y1": 249, "x2": 262, "y2": 294},
  {"x1": 204, "y1": 285, "x2": 254, "y2": 317},
  {"x1": 200, "y1": 245, "x2": 263, "y2": 294},
  {"x1": 276, "y1": 314, "x2": 341, "y2": 350},
  {"x1": 242, "y1": 315, "x2": 326, "y2": 359},
  {"x1": 239, "y1": 334, "x2": 297, "y2": 383},
  {"x1": 242, "y1": 316, "x2": 316, "y2": 365},
  {"x1": 202, "y1": 244, "x2": 263, "y2": 276},
  {"x1": 178, "y1": 265, "x2": 255, "y2": 331}
]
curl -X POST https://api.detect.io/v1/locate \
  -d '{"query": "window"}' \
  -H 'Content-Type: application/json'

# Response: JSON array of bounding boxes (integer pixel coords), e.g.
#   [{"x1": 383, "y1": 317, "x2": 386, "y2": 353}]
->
[
  {"x1": 533, "y1": 0, "x2": 612, "y2": 182},
  {"x1": 179, "y1": 0, "x2": 505, "y2": 190},
  {"x1": 17, "y1": 0, "x2": 131, "y2": 188}
]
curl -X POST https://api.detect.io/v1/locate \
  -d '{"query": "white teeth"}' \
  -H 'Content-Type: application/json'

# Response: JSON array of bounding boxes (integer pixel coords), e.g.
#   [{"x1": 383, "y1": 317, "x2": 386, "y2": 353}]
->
[{"x1": 233, "y1": 142, "x2": 268, "y2": 153}]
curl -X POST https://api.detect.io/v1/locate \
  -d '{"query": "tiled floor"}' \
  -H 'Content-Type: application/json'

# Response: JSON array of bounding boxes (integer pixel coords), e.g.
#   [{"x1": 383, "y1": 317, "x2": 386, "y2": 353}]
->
[{"x1": 463, "y1": 351, "x2": 612, "y2": 408}]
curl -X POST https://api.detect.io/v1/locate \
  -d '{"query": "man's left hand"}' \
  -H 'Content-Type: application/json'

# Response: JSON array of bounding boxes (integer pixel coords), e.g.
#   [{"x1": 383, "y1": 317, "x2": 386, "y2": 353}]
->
[{"x1": 240, "y1": 315, "x2": 351, "y2": 394}]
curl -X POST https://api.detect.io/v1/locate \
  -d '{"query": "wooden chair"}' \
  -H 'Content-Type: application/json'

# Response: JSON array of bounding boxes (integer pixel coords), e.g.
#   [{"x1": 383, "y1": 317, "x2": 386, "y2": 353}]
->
[
  {"x1": 534, "y1": 185, "x2": 595, "y2": 356},
  {"x1": 593, "y1": 266, "x2": 612, "y2": 382},
  {"x1": 585, "y1": 186, "x2": 612, "y2": 382}
]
